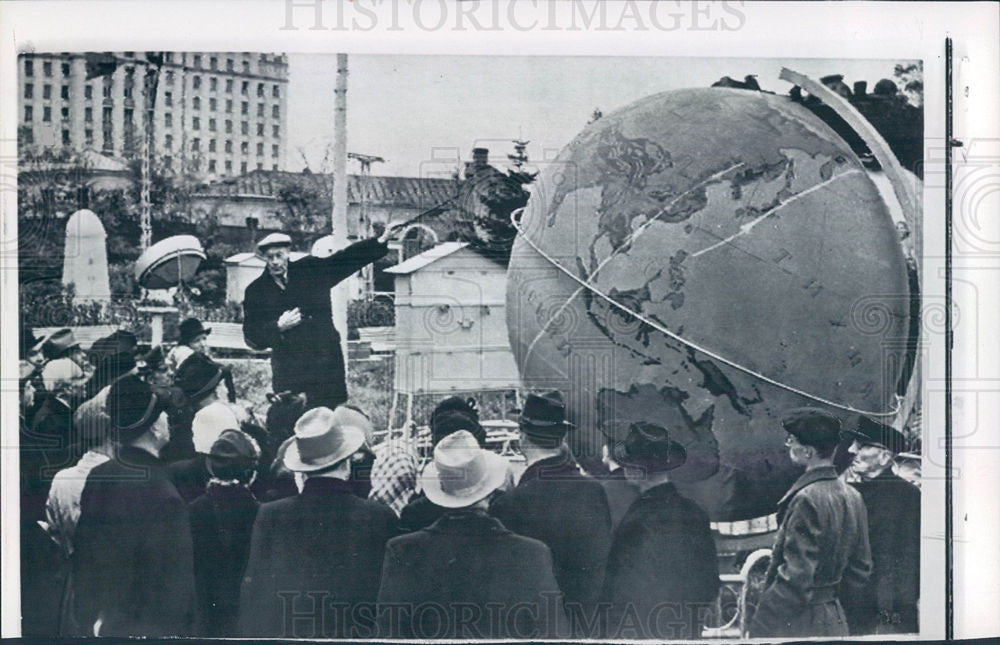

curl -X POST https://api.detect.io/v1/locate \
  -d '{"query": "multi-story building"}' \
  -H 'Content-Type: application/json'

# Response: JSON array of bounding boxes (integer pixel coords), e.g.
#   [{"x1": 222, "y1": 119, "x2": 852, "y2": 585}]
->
[{"x1": 17, "y1": 51, "x2": 289, "y2": 177}]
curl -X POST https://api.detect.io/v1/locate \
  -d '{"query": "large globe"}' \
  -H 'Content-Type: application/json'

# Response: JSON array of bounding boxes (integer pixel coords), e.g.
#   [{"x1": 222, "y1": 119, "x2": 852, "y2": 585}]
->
[{"x1": 506, "y1": 88, "x2": 911, "y2": 521}]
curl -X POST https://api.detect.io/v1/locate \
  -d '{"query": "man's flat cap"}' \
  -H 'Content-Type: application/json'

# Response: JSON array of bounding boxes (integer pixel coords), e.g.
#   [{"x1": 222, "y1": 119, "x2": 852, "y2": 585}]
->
[
  {"x1": 256, "y1": 233, "x2": 292, "y2": 254},
  {"x1": 781, "y1": 407, "x2": 842, "y2": 447}
]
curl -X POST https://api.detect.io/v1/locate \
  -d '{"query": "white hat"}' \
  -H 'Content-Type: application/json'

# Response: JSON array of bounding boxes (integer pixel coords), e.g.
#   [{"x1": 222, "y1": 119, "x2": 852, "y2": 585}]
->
[
  {"x1": 193, "y1": 401, "x2": 242, "y2": 454},
  {"x1": 419, "y1": 430, "x2": 508, "y2": 508},
  {"x1": 283, "y1": 406, "x2": 366, "y2": 472},
  {"x1": 42, "y1": 358, "x2": 85, "y2": 392},
  {"x1": 256, "y1": 232, "x2": 292, "y2": 254}
]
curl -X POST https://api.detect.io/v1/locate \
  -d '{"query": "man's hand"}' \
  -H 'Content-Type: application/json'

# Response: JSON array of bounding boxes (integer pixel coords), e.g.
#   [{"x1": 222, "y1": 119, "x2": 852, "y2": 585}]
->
[
  {"x1": 378, "y1": 220, "x2": 408, "y2": 244},
  {"x1": 277, "y1": 307, "x2": 303, "y2": 332}
]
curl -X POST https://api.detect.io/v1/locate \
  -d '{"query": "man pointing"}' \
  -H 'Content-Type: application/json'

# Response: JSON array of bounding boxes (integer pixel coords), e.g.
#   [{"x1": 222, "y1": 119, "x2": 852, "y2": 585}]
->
[{"x1": 242, "y1": 225, "x2": 402, "y2": 410}]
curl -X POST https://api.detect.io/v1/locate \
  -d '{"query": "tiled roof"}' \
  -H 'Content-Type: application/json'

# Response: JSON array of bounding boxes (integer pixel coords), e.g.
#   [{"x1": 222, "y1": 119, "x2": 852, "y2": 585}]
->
[{"x1": 197, "y1": 170, "x2": 457, "y2": 209}]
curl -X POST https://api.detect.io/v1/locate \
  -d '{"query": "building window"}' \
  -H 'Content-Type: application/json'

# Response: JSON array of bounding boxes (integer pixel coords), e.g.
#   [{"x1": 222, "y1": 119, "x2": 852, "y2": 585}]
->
[
  {"x1": 85, "y1": 107, "x2": 93, "y2": 122},
  {"x1": 256, "y1": 123, "x2": 264, "y2": 136},
  {"x1": 241, "y1": 141, "x2": 248, "y2": 154},
  {"x1": 103, "y1": 106, "x2": 112, "y2": 124},
  {"x1": 257, "y1": 162, "x2": 263, "y2": 170},
  {"x1": 43, "y1": 84, "x2": 52, "y2": 99},
  {"x1": 225, "y1": 99, "x2": 233, "y2": 113},
  {"x1": 165, "y1": 133, "x2": 173, "y2": 149},
  {"x1": 272, "y1": 104, "x2": 280, "y2": 119},
  {"x1": 193, "y1": 116, "x2": 200, "y2": 130},
  {"x1": 85, "y1": 129, "x2": 94, "y2": 145},
  {"x1": 164, "y1": 155, "x2": 172, "y2": 168},
  {"x1": 272, "y1": 124, "x2": 279, "y2": 138},
  {"x1": 193, "y1": 54, "x2": 202, "y2": 68},
  {"x1": 226, "y1": 58, "x2": 234, "y2": 72},
  {"x1": 85, "y1": 84, "x2": 93, "y2": 100},
  {"x1": 61, "y1": 107, "x2": 69, "y2": 120},
  {"x1": 225, "y1": 119, "x2": 232, "y2": 134},
  {"x1": 241, "y1": 101, "x2": 248, "y2": 115},
  {"x1": 210, "y1": 56, "x2": 218, "y2": 70},
  {"x1": 62, "y1": 129, "x2": 71, "y2": 145},
  {"x1": 256, "y1": 83, "x2": 264, "y2": 98},
  {"x1": 256, "y1": 142, "x2": 264, "y2": 156},
  {"x1": 61, "y1": 85, "x2": 69, "y2": 100},
  {"x1": 193, "y1": 96, "x2": 201, "y2": 110},
  {"x1": 164, "y1": 91, "x2": 172, "y2": 107},
  {"x1": 165, "y1": 52, "x2": 173, "y2": 63},
  {"x1": 225, "y1": 160, "x2": 232, "y2": 173},
  {"x1": 241, "y1": 81, "x2": 248, "y2": 95},
  {"x1": 272, "y1": 144, "x2": 278, "y2": 157},
  {"x1": 257, "y1": 103, "x2": 264, "y2": 117},
  {"x1": 24, "y1": 105, "x2": 33, "y2": 121},
  {"x1": 166, "y1": 70, "x2": 174, "y2": 84},
  {"x1": 62, "y1": 62, "x2": 70, "y2": 76},
  {"x1": 272, "y1": 84, "x2": 280, "y2": 98},
  {"x1": 209, "y1": 97, "x2": 217, "y2": 111},
  {"x1": 242, "y1": 60, "x2": 250, "y2": 74},
  {"x1": 240, "y1": 161, "x2": 247, "y2": 174},
  {"x1": 226, "y1": 78, "x2": 233, "y2": 93},
  {"x1": 43, "y1": 106, "x2": 51, "y2": 122},
  {"x1": 164, "y1": 112, "x2": 172, "y2": 127},
  {"x1": 23, "y1": 129, "x2": 34, "y2": 145},
  {"x1": 210, "y1": 76, "x2": 217, "y2": 92},
  {"x1": 25, "y1": 60, "x2": 33, "y2": 77},
  {"x1": 225, "y1": 139, "x2": 232, "y2": 153},
  {"x1": 208, "y1": 159, "x2": 216, "y2": 173},
  {"x1": 43, "y1": 61, "x2": 52, "y2": 77},
  {"x1": 24, "y1": 83, "x2": 33, "y2": 99},
  {"x1": 103, "y1": 76, "x2": 112, "y2": 98},
  {"x1": 209, "y1": 138, "x2": 216, "y2": 152},
  {"x1": 272, "y1": 163, "x2": 278, "y2": 171},
  {"x1": 193, "y1": 75, "x2": 201, "y2": 90},
  {"x1": 192, "y1": 137, "x2": 200, "y2": 151},
  {"x1": 241, "y1": 121, "x2": 248, "y2": 135}
]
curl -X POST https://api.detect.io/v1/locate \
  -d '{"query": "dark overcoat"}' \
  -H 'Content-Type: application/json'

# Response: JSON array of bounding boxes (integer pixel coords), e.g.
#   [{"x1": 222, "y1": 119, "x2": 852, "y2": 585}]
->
[
  {"x1": 238, "y1": 477, "x2": 398, "y2": 638},
  {"x1": 72, "y1": 446, "x2": 197, "y2": 637},
  {"x1": 750, "y1": 466, "x2": 873, "y2": 639},
  {"x1": 242, "y1": 238, "x2": 389, "y2": 409},
  {"x1": 843, "y1": 469, "x2": 920, "y2": 634},
  {"x1": 599, "y1": 468, "x2": 641, "y2": 530},
  {"x1": 169, "y1": 455, "x2": 212, "y2": 504},
  {"x1": 398, "y1": 492, "x2": 446, "y2": 533},
  {"x1": 601, "y1": 482, "x2": 720, "y2": 640},
  {"x1": 376, "y1": 511, "x2": 565, "y2": 639},
  {"x1": 189, "y1": 485, "x2": 260, "y2": 637},
  {"x1": 489, "y1": 454, "x2": 613, "y2": 613},
  {"x1": 23, "y1": 396, "x2": 76, "y2": 520}
]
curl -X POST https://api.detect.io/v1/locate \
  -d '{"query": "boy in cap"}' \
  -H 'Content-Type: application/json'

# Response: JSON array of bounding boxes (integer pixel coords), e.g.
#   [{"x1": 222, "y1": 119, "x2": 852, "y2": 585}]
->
[
  {"x1": 376, "y1": 430, "x2": 564, "y2": 639},
  {"x1": 72, "y1": 375, "x2": 196, "y2": 636},
  {"x1": 750, "y1": 408, "x2": 872, "y2": 639},
  {"x1": 168, "y1": 318, "x2": 212, "y2": 373},
  {"x1": 600, "y1": 422, "x2": 719, "y2": 639},
  {"x1": 489, "y1": 391, "x2": 613, "y2": 625},
  {"x1": 840, "y1": 417, "x2": 920, "y2": 635},
  {"x1": 242, "y1": 223, "x2": 404, "y2": 411},
  {"x1": 189, "y1": 429, "x2": 262, "y2": 637},
  {"x1": 238, "y1": 406, "x2": 398, "y2": 638}
]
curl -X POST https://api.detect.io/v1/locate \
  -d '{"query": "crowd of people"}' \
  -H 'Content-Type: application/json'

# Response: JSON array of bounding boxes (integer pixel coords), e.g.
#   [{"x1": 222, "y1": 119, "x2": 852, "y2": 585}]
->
[{"x1": 19, "y1": 319, "x2": 920, "y2": 639}]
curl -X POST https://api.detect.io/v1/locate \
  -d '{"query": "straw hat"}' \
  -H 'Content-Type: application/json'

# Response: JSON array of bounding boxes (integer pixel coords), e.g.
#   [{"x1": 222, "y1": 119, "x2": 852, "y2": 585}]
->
[
  {"x1": 283, "y1": 406, "x2": 366, "y2": 473},
  {"x1": 419, "y1": 430, "x2": 507, "y2": 508}
]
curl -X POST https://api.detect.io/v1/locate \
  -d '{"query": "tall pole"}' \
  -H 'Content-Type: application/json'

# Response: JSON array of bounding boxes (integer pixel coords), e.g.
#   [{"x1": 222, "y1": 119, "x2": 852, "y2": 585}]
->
[
  {"x1": 331, "y1": 53, "x2": 350, "y2": 362},
  {"x1": 140, "y1": 55, "x2": 161, "y2": 251}
]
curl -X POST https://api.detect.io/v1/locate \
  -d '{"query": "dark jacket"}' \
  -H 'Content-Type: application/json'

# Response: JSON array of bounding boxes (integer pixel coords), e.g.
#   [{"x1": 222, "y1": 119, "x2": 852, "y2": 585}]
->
[
  {"x1": 238, "y1": 477, "x2": 398, "y2": 638},
  {"x1": 242, "y1": 238, "x2": 389, "y2": 409},
  {"x1": 844, "y1": 469, "x2": 920, "y2": 634},
  {"x1": 376, "y1": 510, "x2": 564, "y2": 639},
  {"x1": 189, "y1": 484, "x2": 261, "y2": 637},
  {"x1": 601, "y1": 482, "x2": 720, "y2": 640},
  {"x1": 599, "y1": 468, "x2": 641, "y2": 530},
  {"x1": 750, "y1": 466, "x2": 873, "y2": 639},
  {"x1": 489, "y1": 454, "x2": 613, "y2": 613},
  {"x1": 23, "y1": 397, "x2": 76, "y2": 522},
  {"x1": 169, "y1": 455, "x2": 212, "y2": 504},
  {"x1": 398, "y1": 492, "x2": 446, "y2": 533},
  {"x1": 72, "y1": 446, "x2": 196, "y2": 637}
]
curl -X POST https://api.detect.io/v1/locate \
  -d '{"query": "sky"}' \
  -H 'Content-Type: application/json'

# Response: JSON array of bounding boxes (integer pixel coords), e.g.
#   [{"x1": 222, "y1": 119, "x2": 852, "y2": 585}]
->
[{"x1": 285, "y1": 55, "x2": 917, "y2": 177}]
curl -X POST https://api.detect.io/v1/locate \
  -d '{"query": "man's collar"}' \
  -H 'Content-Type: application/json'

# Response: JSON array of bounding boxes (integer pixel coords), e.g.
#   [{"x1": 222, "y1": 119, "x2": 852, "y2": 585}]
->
[
  {"x1": 637, "y1": 481, "x2": 678, "y2": 501},
  {"x1": 519, "y1": 453, "x2": 580, "y2": 485},
  {"x1": 777, "y1": 465, "x2": 839, "y2": 508},
  {"x1": 426, "y1": 509, "x2": 509, "y2": 535},
  {"x1": 270, "y1": 272, "x2": 287, "y2": 290},
  {"x1": 301, "y1": 476, "x2": 355, "y2": 497}
]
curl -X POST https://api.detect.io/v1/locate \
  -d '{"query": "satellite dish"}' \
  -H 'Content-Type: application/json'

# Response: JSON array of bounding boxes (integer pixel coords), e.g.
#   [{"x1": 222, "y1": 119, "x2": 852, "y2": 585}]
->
[{"x1": 134, "y1": 235, "x2": 206, "y2": 290}]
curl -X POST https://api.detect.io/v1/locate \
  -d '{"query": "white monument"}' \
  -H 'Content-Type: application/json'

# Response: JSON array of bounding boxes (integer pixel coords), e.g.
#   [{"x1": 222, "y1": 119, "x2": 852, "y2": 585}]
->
[{"x1": 62, "y1": 209, "x2": 111, "y2": 306}]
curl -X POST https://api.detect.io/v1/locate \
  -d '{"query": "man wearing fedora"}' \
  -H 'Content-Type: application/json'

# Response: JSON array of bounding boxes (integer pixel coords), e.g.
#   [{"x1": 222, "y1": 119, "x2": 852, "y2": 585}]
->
[
  {"x1": 242, "y1": 225, "x2": 403, "y2": 411},
  {"x1": 750, "y1": 408, "x2": 872, "y2": 639},
  {"x1": 376, "y1": 430, "x2": 564, "y2": 639},
  {"x1": 601, "y1": 422, "x2": 719, "y2": 639},
  {"x1": 489, "y1": 391, "x2": 613, "y2": 629},
  {"x1": 72, "y1": 375, "x2": 196, "y2": 637},
  {"x1": 840, "y1": 417, "x2": 920, "y2": 635},
  {"x1": 238, "y1": 406, "x2": 398, "y2": 638}
]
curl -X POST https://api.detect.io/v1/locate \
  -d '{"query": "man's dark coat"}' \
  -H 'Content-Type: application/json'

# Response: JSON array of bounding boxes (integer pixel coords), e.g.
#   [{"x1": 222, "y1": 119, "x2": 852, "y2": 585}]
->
[
  {"x1": 398, "y1": 492, "x2": 446, "y2": 533},
  {"x1": 750, "y1": 466, "x2": 873, "y2": 639},
  {"x1": 189, "y1": 485, "x2": 260, "y2": 637},
  {"x1": 601, "y1": 482, "x2": 720, "y2": 640},
  {"x1": 843, "y1": 469, "x2": 920, "y2": 634},
  {"x1": 72, "y1": 445, "x2": 197, "y2": 637},
  {"x1": 376, "y1": 510, "x2": 564, "y2": 639},
  {"x1": 23, "y1": 396, "x2": 76, "y2": 518},
  {"x1": 237, "y1": 477, "x2": 398, "y2": 638},
  {"x1": 242, "y1": 238, "x2": 389, "y2": 409},
  {"x1": 489, "y1": 454, "x2": 613, "y2": 613}
]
